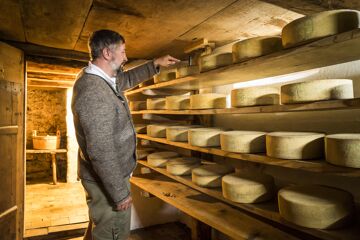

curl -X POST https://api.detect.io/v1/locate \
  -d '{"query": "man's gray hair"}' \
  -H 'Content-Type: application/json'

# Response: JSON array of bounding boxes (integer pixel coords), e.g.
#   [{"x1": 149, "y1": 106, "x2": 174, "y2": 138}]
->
[{"x1": 88, "y1": 29, "x2": 125, "y2": 60}]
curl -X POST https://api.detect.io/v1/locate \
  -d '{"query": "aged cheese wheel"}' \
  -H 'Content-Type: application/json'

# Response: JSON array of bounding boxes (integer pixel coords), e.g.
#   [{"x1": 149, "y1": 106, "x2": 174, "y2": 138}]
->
[
  {"x1": 199, "y1": 53, "x2": 233, "y2": 72},
  {"x1": 129, "y1": 101, "x2": 147, "y2": 111},
  {"x1": 220, "y1": 131, "x2": 267, "y2": 153},
  {"x1": 222, "y1": 172, "x2": 275, "y2": 203},
  {"x1": 266, "y1": 132, "x2": 325, "y2": 159},
  {"x1": 154, "y1": 70, "x2": 176, "y2": 83},
  {"x1": 231, "y1": 86, "x2": 280, "y2": 107},
  {"x1": 146, "y1": 98, "x2": 166, "y2": 110},
  {"x1": 325, "y1": 134, "x2": 360, "y2": 168},
  {"x1": 232, "y1": 36, "x2": 283, "y2": 63},
  {"x1": 281, "y1": 79, "x2": 353, "y2": 104},
  {"x1": 147, "y1": 124, "x2": 174, "y2": 138},
  {"x1": 282, "y1": 10, "x2": 360, "y2": 48},
  {"x1": 176, "y1": 65, "x2": 200, "y2": 78},
  {"x1": 188, "y1": 128, "x2": 225, "y2": 147},
  {"x1": 190, "y1": 93, "x2": 227, "y2": 109},
  {"x1": 147, "y1": 151, "x2": 180, "y2": 168},
  {"x1": 192, "y1": 164, "x2": 234, "y2": 188},
  {"x1": 136, "y1": 147, "x2": 156, "y2": 159},
  {"x1": 278, "y1": 185, "x2": 355, "y2": 229},
  {"x1": 165, "y1": 95, "x2": 190, "y2": 110},
  {"x1": 166, "y1": 157, "x2": 201, "y2": 175},
  {"x1": 134, "y1": 124, "x2": 147, "y2": 134},
  {"x1": 166, "y1": 125, "x2": 201, "y2": 142}
]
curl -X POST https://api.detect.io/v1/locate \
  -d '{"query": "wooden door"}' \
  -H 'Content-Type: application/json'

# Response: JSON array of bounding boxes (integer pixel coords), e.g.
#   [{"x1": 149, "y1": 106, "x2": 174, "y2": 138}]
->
[{"x1": 0, "y1": 42, "x2": 25, "y2": 239}]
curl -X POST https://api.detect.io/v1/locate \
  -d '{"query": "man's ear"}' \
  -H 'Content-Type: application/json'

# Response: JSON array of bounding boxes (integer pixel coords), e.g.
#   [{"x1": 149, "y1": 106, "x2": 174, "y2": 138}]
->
[{"x1": 102, "y1": 47, "x2": 111, "y2": 61}]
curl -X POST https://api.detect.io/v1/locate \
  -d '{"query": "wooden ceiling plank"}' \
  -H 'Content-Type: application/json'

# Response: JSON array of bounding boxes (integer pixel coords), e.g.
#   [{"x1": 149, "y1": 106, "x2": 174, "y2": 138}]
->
[{"x1": 0, "y1": 0, "x2": 25, "y2": 41}]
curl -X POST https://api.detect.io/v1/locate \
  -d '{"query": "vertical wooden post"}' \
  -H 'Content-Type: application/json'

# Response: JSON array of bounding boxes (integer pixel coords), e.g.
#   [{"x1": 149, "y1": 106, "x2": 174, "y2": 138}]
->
[
  {"x1": 189, "y1": 217, "x2": 212, "y2": 240},
  {"x1": 51, "y1": 153, "x2": 57, "y2": 185}
]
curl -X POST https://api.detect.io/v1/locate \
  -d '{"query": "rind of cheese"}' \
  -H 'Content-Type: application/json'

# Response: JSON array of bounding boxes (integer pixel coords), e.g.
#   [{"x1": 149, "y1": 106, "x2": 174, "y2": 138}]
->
[
  {"x1": 325, "y1": 134, "x2": 360, "y2": 168},
  {"x1": 129, "y1": 101, "x2": 147, "y2": 111},
  {"x1": 231, "y1": 86, "x2": 280, "y2": 107},
  {"x1": 147, "y1": 151, "x2": 180, "y2": 168},
  {"x1": 266, "y1": 132, "x2": 325, "y2": 159},
  {"x1": 281, "y1": 79, "x2": 353, "y2": 104},
  {"x1": 136, "y1": 147, "x2": 156, "y2": 159},
  {"x1": 192, "y1": 164, "x2": 234, "y2": 188},
  {"x1": 220, "y1": 131, "x2": 267, "y2": 153},
  {"x1": 176, "y1": 65, "x2": 200, "y2": 78},
  {"x1": 147, "y1": 124, "x2": 174, "y2": 138},
  {"x1": 166, "y1": 157, "x2": 201, "y2": 175},
  {"x1": 278, "y1": 185, "x2": 355, "y2": 229},
  {"x1": 188, "y1": 128, "x2": 225, "y2": 147},
  {"x1": 199, "y1": 53, "x2": 233, "y2": 72},
  {"x1": 154, "y1": 70, "x2": 176, "y2": 83},
  {"x1": 165, "y1": 95, "x2": 190, "y2": 110},
  {"x1": 146, "y1": 98, "x2": 166, "y2": 110},
  {"x1": 166, "y1": 125, "x2": 201, "y2": 142},
  {"x1": 190, "y1": 93, "x2": 227, "y2": 109},
  {"x1": 134, "y1": 124, "x2": 147, "y2": 134}
]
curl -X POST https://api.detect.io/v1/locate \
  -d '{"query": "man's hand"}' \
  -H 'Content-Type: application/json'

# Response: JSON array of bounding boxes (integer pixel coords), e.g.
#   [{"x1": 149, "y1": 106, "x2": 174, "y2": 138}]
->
[
  {"x1": 116, "y1": 196, "x2": 132, "y2": 211},
  {"x1": 154, "y1": 55, "x2": 180, "y2": 67}
]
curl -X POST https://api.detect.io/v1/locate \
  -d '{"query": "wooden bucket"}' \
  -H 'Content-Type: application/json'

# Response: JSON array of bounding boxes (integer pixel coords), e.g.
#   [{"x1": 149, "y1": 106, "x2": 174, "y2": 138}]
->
[{"x1": 32, "y1": 130, "x2": 60, "y2": 150}]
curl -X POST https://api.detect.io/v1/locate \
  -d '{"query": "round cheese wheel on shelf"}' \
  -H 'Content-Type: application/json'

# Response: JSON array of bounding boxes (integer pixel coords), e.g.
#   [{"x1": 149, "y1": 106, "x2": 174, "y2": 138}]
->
[
  {"x1": 231, "y1": 86, "x2": 280, "y2": 107},
  {"x1": 176, "y1": 65, "x2": 200, "y2": 78},
  {"x1": 165, "y1": 95, "x2": 190, "y2": 110},
  {"x1": 220, "y1": 131, "x2": 266, "y2": 153},
  {"x1": 134, "y1": 124, "x2": 147, "y2": 134},
  {"x1": 192, "y1": 164, "x2": 234, "y2": 188},
  {"x1": 166, "y1": 125, "x2": 201, "y2": 142},
  {"x1": 188, "y1": 128, "x2": 225, "y2": 147},
  {"x1": 282, "y1": 10, "x2": 360, "y2": 48},
  {"x1": 147, "y1": 151, "x2": 180, "y2": 168},
  {"x1": 190, "y1": 93, "x2": 227, "y2": 109},
  {"x1": 278, "y1": 185, "x2": 355, "y2": 229},
  {"x1": 129, "y1": 101, "x2": 146, "y2": 111},
  {"x1": 166, "y1": 157, "x2": 201, "y2": 175},
  {"x1": 199, "y1": 53, "x2": 233, "y2": 72},
  {"x1": 232, "y1": 36, "x2": 283, "y2": 63},
  {"x1": 266, "y1": 132, "x2": 325, "y2": 159},
  {"x1": 281, "y1": 79, "x2": 353, "y2": 104},
  {"x1": 146, "y1": 98, "x2": 166, "y2": 110},
  {"x1": 325, "y1": 134, "x2": 360, "y2": 168},
  {"x1": 136, "y1": 147, "x2": 156, "y2": 159},
  {"x1": 222, "y1": 172, "x2": 275, "y2": 203},
  {"x1": 154, "y1": 71, "x2": 176, "y2": 83},
  {"x1": 147, "y1": 124, "x2": 175, "y2": 138}
]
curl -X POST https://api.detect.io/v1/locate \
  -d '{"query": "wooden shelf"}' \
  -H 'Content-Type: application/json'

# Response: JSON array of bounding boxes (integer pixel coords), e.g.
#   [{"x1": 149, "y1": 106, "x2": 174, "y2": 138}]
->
[
  {"x1": 131, "y1": 173, "x2": 300, "y2": 240},
  {"x1": 136, "y1": 134, "x2": 360, "y2": 178},
  {"x1": 131, "y1": 98, "x2": 360, "y2": 115},
  {"x1": 137, "y1": 160, "x2": 360, "y2": 240},
  {"x1": 26, "y1": 149, "x2": 67, "y2": 154},
  {"x1": 126, "y1": 29, "x2": 360, "y2": 96}
]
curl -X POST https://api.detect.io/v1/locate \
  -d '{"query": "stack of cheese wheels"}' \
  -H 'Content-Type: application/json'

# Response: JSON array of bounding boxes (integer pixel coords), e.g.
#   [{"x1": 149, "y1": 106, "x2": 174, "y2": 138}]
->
[
  {"x1": 266, "y1": 132, "x2": 325, "y2": 159},
  {"x1": 282, "y1": 10, "x2": 360, "y2": 48},
  {"x1": 147, "y1": 151, "x2": 180, "y2": 168},
  {"x1": 129, "y1": 101, "x2": 146, "y2": 111},
  {"x1": 325, "y1": 134, "x2": 360, "y2": 168},
  {"x1": 190, "y1": 93, "x2": 227, "y2": 109},
  {"x1": 232, "y1": 36, "x2": 283, "y2": 63},
  {"x1": 199, "y1": 53, "x2": 233, "y2": 72},
  {"x1": 278, "y1": 185, "x2": 355, "y2": 229},
  {"x1": 166, "y1": 125, "x2": 200, "y2": 142},
  {"x1": 192, "y1": 164, "x2": 234, "y2": 188},
  {"x1": 134, "y1": 124, "x2": 147, "y2": 134},
  {"x1": 188, "y1": 128, "x2": 225, "y2": 147},
  {"x1": 154, "y1": 70, "x2": 176, "y2": 83},
  {"x1": 281, "y1": 79, "x2": 353, "y2": 104},
  {"x1": 222, "y1": 172, "x2": 275, "y2": 203},
  {"x1": 136, "y1": 147, "x2": 156, "y2": 159},
  {"x1": 166, "y1": 157, "x2": 201, "y2": 175},
  {"x1": 176, "y1": 65, "x2": 200, "y2": 78},
  {"x1": 165, "y1": 95, "x2": 190, "y2": 110},
  {"x1": 231, "y1": 86, "x2": 280, "y2": 107},
  {"x1": 146, "y1": 98, "x2": 166, "y2": 110},
  {"x1": 147, "y1": 124, "x2": 175, "y2": 138},
  {"x1": 220, "y1": 131, "x2": 267, "y2": 153}
]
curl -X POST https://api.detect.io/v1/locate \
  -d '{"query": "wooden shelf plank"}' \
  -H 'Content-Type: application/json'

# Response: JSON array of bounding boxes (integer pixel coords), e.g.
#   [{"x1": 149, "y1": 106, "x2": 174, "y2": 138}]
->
[
  {"x1": 126, "y1": 29, "x2": 360, "y2": 96},
  {"x1": 131, "y1": 98, "x2": 360, "y2": 115},
  {"x1": 136, "y1": 134, "x2": 360, "y2": 177},
  {"x1": 130, "y1": 173, "x2": 300, "y2": 240},
  {"x1": 26, "y1": 149, "x2": 67, "y2": 154}
]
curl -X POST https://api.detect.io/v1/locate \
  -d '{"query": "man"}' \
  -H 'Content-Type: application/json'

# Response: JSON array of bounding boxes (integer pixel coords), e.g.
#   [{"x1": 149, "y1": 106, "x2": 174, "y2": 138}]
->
[{"x1": 71, "y1": 29, "x2": 179, "y2": 240}]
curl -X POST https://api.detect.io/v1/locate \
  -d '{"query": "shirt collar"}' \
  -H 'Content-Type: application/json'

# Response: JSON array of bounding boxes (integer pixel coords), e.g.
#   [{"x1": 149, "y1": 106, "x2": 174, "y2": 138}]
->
[{"x1": 84, "y1": 62, "x2": 117, "y2": 90}]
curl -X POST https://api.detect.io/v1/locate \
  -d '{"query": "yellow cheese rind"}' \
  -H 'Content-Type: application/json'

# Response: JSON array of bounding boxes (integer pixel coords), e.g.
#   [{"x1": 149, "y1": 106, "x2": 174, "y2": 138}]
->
[
  {"x1": 129, "y1": 101, "x2": 147, "y2": 111},
  {"x1": 166, "y1": 125, "x2": 201, "y2": 142},
  {"x1": 220, "y1": 131, "x2": 266, "y2": 153},
  {"x1": 154, "y1": 71, "x2": 176, "y2": 83},
  {"x1": 231, "y1": 86, "x2": 280, "y2": 107},
  {"x1": 281, "y1": 79, "x2": 353, "y2": 104},
  {"x1": 199, "y1": 53, "x2": 233, "y2": 72},
  {"x1": 222, "y1": 172, "x2": 275, "y2": 203},
  {"x1": 192, "y1": 164, "x2": 234, "y2": 188},
  {"x1": 136, "y1": 147, "x2": 156, "y2": 159},
  {"x1": 166, "y1": 157, "x2": 201, "y2": 176},
  {"x1": 282, "y1": 10, "x2": 360, "y2": 48},
  {"x1": 176, "y1": 65, "x2": 200, "y2": 78},
  {"x1": 165, "y1": 95, "x2": 190, "y2": 110},
  {"x1": 278, "y1": 185, "x2": 355, "y2": 229},
  {"x1": 325, "y1": 134, "x2": 360, "y2": 168},
  {"x1": 146, "y1": 98, "x2": 166, "y2": 110},
  {"x1": 134, "y1": 124, "x2": 147, "y2": 134},
  {"x1": 266, "y1": 132, "x2": 325, "y2": 159},
  {"x1": 147, "y1": 151, "x2": 180, "y2": 168},
  {"x1": 232, "y1": 36, "x2": 283, "y2": 63},
  {"x1": 147, "y1": 124, "x2": 174, "y2": 138},
  {"x1": 188, "y1": 128, "x2": 225, "y2": 147},
  {"x1": 190, "y1": 93, "x2": 227, "y2": 109}
]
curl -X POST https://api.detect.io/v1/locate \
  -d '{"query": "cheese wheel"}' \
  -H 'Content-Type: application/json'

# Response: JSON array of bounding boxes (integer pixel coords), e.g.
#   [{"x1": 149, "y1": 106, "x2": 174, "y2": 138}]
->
[
  {"x1": 146, "y1": 98, "x2": 166, "y2": 110},
  {"x1": 231, "y1": 86, "x2": 280, "y2": 107},
  {"x1": 166, "y1": 125, "x2": 201, "y2": 142},
  {"x1": 232, "y1": 36, "x2": 283, "y2": 63},
  {"x1": 129, "y1": 101, "x2": 146, "y2": 111},
  {"x1": 154, "y1": 71, "x2": 176, "y2": 83},
  {"x1": 166, "y1": 157, "x2": 201, "y2": 175},
  {"x1": 147, "y1": 151, "x2": 180, "y2": 168},
  {"x1": 192, "y1": 164, "x2": 234, "y2": 188},
  {"x1": 136, "y1": 147, "x2": 156, "y2": 159},
  {"x1": 134, "y1": 124, "x2": 147, "y2": 134},
  {"x1": 222, "y1": 172, "x2": 275, "y2": 203},
  {"x1": 220, "y1": 131, "x2": 266, "y2": 153},
  {"x1": 281, "y1": 79, "x2": 353, "y2": 104},
  {"x1": 176, "y1": 65, "x2": 200, "y2": 78},
  {"x1": 190, "y1": 93, "x2": 227, "y2": 109},
  {"x1": 147, "y1": 124, "x2": 174, "y2": 138},
  {"x1": 282, "y1": 10, "x2": 360, "y2": 48},
  {"x1": 165, "y1": 95, "x2": 190, "y2": 110},
  {"x1": 199, "y1": 53, "x2": 233, "y2": 72},
  {"x1": 266, "y1": 132, "x2": 325, "y2": 159},
  {"x1": 188, "y1": 128, "x2": 225, "y2": 147},
  {"x1": 325, "y1": 134, "x2": 360, "y2": 168},
  {"x1": 278, "y1": 185, "x2": 355, "y2": 229}
]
